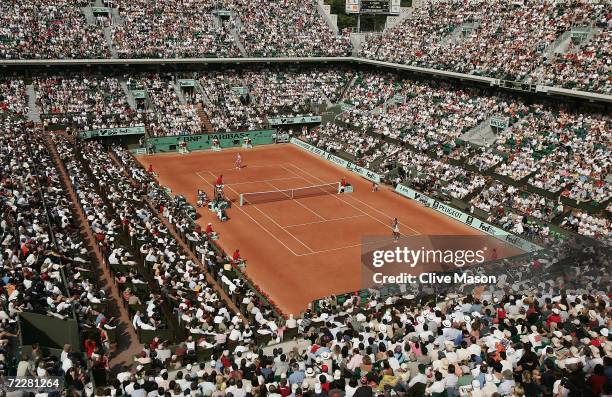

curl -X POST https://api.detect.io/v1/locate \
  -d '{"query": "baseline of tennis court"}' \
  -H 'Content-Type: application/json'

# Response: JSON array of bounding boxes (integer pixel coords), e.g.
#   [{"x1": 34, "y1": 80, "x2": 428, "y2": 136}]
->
[{"x1": 137, "y1": 145, "x2": 523, "y2": 315}]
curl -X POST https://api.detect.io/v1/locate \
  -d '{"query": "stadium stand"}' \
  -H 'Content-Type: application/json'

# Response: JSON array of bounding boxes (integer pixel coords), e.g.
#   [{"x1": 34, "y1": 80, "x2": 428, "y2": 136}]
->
[
  {"x1": 110, "y1": 0, "x2": 240, "y2": 59},
  {"x1": 35, "y1": 75, "x2": 142, "y2": 132},
  {"x1": 198, "y1": 68, "x2": 351, "y2": 132},
  {"x1": 0, "y1": 1, "x2": 611, "y2": 395},
  {"x1": 0, "y1": 0, "x2": 109, "y2": 60},
  {"x1": 360, "y1": 0, "x2": 611, "y2": 94},
  {"x1": 221, "y1": 0, "x2": 351, "y2": 57}
]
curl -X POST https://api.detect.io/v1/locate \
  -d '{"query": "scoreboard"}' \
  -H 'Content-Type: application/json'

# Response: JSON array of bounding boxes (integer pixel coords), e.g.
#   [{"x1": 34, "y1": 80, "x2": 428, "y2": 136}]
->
[
  {"x1": 362, "y1": 0, "x2": 391, "y2": 13},
  {"x1": 346, "y1": 0, "x2": 400, "y2": 15}
]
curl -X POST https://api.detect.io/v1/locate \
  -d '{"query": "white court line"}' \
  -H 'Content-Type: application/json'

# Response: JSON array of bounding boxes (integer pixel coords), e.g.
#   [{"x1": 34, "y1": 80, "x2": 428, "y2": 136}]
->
[
  {"x1": 295, "y1": 238, "x2": 391, "y2": 257},
  {"x1": 263, "y1": 180, "x2": 327, "y2": 222},
  {"x1": 195, "y1": 171, "x2": 302, "y2": 257},
  {"x1": 284, "y1": 214, "x2": 367, "y2": 228},
  {"x1": 205, "y1": 170, "x2": 315, "y2": 254},
  {"x1": 281, "y1": 163, "x2": 420, "y2": 236},
  {"x1": 296, "y1": 243, "x2": 363, "y2": 256},
  {"x1": 225, "y1": 176, "x2": 303, "y2": 186},
  {"x1": 194, "y1": 164, "x2": 272, "y2": 174}
]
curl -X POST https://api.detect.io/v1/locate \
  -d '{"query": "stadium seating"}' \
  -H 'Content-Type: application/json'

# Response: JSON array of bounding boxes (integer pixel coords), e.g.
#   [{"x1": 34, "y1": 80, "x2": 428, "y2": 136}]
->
[
  {"x1": 360, "y1": 0, "x2": 611, "y2": 94},
  {"x1": 0, "y1": 2, "x2": 611, "y2": 393}
]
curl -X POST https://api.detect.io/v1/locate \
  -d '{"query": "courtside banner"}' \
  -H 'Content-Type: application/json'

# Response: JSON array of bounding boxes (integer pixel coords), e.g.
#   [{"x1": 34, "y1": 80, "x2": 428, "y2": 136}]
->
[
  {"x1": 394, "y1": 184, "x2": 543, "y2": 253},
  {"x1": 291, "y1": 138, "x2": 382, "y2": 183},
  {"x1": 326, "y1": 153, "x2": 349, "y2": 167},
  {"x1": 79, "y1": 125, "x2": 145, "y2": 139},
  {"x1": 346, "y1": 162, "x2": 382, "y2": 184},
  {"x1": 291, "y1": 138, "x2": 326, "y2": 158},
  {"x1": 268, "y1": 116, "x2": 322, "y2": 126}
]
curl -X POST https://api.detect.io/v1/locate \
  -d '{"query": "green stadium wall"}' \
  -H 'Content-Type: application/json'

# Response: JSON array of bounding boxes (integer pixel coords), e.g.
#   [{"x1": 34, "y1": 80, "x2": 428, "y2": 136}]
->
[{"x1": 147, "y1": 130, "x2": 275, "y2": 152}]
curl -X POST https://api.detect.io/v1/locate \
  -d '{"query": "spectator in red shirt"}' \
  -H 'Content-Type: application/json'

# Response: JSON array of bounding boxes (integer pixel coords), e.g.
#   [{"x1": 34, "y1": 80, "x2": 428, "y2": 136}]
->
[
  {"x1": 232, "y1": 249, "x2": 242, "y2": 262},
  {"x1": 84, "y1": 338, "x2": 97, "y2": 359},
  {"x1": 278, "y1": 379, "x2": 291, "y2": 397},
  {"x1": 546, "y1": 308, "x2": 562, "y2": 328},
  {"x1": 496, "y1": 306, "x2": 506, "y2": 322},
  {"x1": 587, "y1": 364, "x2": 607, "y2": 396}
]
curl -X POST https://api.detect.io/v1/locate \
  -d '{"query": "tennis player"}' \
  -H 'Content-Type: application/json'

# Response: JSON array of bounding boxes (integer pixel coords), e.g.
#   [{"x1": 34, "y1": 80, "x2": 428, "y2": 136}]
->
[
  {"x1": 235, "y1": 153, "x2": 242, "y2": 170},
  {"x1": 392, "y1": 218, "x2": 400, "y2": 242}
]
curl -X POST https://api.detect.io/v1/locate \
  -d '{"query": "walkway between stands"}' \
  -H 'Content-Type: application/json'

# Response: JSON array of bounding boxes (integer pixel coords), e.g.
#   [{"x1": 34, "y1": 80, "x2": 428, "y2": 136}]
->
[{"x1": 46, "y1": 132, "x2": 143, "y2": 375}]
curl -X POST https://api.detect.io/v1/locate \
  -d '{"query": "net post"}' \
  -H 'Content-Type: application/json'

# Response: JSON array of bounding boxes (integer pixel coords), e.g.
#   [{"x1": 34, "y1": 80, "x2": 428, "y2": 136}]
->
[
  {"x1": 337, "y1": 181, "x2": 341, "y2": 194},
  {"x1": 240, "y1": 194, "x2": 244, "y2": 206}
]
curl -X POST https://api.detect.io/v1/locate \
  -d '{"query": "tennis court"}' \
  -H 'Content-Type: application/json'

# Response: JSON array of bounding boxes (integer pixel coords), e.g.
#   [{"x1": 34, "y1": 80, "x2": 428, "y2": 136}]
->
[{"x1": 137, "y1": 144, "x2": 522, "y2": 315}]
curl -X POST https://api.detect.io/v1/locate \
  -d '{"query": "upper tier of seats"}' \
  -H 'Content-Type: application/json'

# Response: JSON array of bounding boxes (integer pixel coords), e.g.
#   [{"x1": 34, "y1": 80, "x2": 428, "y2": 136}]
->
[{"x1": 0, "y1": 0, "x2": 609, "y2": 94}]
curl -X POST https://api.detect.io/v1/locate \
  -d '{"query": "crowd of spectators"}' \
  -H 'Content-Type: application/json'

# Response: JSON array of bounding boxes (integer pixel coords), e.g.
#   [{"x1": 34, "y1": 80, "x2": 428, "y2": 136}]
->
[
  {"x1": 0, "y1": 0, "x2": 610, "y2": 98},
  {"x1": 111, "y1": 0, "x2": 240, "y2": 59},
  {"x1": 76, "y1": 245, "x2": 612, "y2": 397},
  {"x1": 0, "y1": 0, "x2": 351, "y2": 60},
  {"x1": 222, "y1": 0, "x2": 350, "y2": 57},
  {"x1": 0, "y1": 79, "x2": 27, "y2": 118},
  {"x1": 531, "y1": 15, "x2": 610, "y2": 93},
  {"x1": 1, "y1": 118, "x2": 118, "y2": 394},
  {"x1": 493, "y1": 106, "x2": 610, "y2": 204},
  {"x1": 133, "y1": 75, "x2": 203, "y2": 136},
  {"x1": 471, "y1": 182, "x2": 564, "y2": 224},
  {"x1": 361, "y1": 0, "x2": 611, "y2": 94},
  {"x1": 340, "y1": 75, "x2": 526, "y2": 151},
  {"x1": 35, "y1": 75, "x2": 142, "y2": 131},
  {"x1": 0, "y1": 0, "x2": 109, "y2": 60},
  {"x1": 31, "y1": 69, "x2": 351, "y2": 135},
  {"x1": 561, "y1": 211, "x2": 610, "y2": 240},
  {"x1": 200, "y1": 69, "x2": 350, "y2": 132},
  {"x1": 308, "y1": 123, "x2": 381, "y2": 165}
]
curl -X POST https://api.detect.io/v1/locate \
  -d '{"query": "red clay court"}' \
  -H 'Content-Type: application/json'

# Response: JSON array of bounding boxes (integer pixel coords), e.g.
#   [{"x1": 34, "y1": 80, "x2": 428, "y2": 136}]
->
[{"x1": 138, "y1": 144, "x2": 522, "y2": 315}]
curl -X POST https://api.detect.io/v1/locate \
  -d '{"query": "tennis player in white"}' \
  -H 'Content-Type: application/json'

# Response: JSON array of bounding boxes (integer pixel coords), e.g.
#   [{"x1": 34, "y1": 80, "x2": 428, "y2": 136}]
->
[{"x1": 392, "y1": 218, "x2": 400, "y2": 242}]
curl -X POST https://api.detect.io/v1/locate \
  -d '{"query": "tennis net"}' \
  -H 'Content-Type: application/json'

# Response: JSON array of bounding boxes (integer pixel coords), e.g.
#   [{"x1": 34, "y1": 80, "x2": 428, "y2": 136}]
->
[{"x1": 239, "y1": 182, "x2": 341, "y2": 206}]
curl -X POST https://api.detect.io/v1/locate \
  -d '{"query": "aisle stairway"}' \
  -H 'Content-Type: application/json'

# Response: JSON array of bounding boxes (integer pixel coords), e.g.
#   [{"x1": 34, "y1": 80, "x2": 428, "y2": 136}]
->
[
  {"x1": 26, "y1": 84, "x2": 41, "y2": 123},
  {"x1": 120, "y1": 81, "x2": 137, "y2": 110},
  {"x1": 197, "y1": 103, "x2": 215, "y2": 133},
  {"x1": 45, "y1": 133, "x2": 143, "y2": 374},
  {"x1": 104, "y1": 27, "x2": 118, "y2": 58},
  {"x1": 460, "y1": 116, "x2": 498, "y2": 147}
]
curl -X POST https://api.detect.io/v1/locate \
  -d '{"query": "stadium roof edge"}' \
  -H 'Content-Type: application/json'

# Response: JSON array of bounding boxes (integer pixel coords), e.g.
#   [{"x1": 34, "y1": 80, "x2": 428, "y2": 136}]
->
[{"x1": 2, "y1": 56, "x2": 610, "y2": 103}]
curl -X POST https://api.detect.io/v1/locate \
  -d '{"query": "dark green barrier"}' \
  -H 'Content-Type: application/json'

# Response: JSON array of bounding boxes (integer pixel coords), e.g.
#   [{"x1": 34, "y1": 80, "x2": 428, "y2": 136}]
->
[
  {"x1": 147, "y1": 130, "x2": 275, "y2": 152},
  {"x1": 19, "y1": 312, "x2": 80, "y2": 350}
]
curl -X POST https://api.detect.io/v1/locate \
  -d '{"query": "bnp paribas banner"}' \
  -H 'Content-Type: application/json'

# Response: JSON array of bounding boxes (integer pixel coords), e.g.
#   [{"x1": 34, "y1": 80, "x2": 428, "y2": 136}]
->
[
  {"x1": 148, "y1": 130, "x2": 275, "y2": 152},
  {"x1": 267, "y1": 115, "x2": 322, "y2": 126},
  {"x1": 394, "y1": 184, "x2": 543, "y2": 253},
  {"x1": 79, "y1": 126, "x2": 145, "y2": 139},
  {"x1": 290, "y1": 138, "x2": 382, "y2": 183}
]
